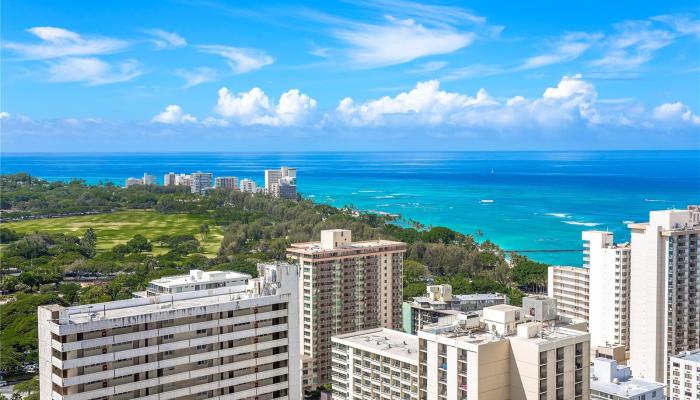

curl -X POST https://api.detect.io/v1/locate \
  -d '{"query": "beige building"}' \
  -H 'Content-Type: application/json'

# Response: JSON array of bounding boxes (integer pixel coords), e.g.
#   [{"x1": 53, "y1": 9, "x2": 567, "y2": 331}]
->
[
  {"x1": 669, "y1": 350, "x2": 700, "y2": 400},
  {"x1": 287, "y1": 229, "x2": 406, "y2": 390},
  {"x1": 547, "y1": 265, "x2": 589, "y2": 322},
  {"x1": 215, "y1": 176, "x2": 238, "y2": 190},
  {"x1": 331, "y1": 328, "x2": 419, "y2": 400},
  {"x1": 38, "y1": 263, "x2": 301, "y2": 400},
  {"x1": 418, "y1": 298, "x2": 590, "y2": 400}
]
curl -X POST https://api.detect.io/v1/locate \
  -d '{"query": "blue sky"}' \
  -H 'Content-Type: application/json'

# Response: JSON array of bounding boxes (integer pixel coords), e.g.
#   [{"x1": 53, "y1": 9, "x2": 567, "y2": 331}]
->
[{"x1": 1, "y1": 0, "x2": 699, "y2": 151}]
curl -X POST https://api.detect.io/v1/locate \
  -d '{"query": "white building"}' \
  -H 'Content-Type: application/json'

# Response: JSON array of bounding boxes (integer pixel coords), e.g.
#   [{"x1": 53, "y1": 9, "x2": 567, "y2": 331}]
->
[
  {"x1": 548, "y1": 265, "x2": 589, "y2": 322},
  {"x1": 418, "y1": 299, "x2": 590, "y2": 400},
  {"x1": 240, "y1": 178, "x2": 257, "y2": 193},
  {"x1": 583, "y1": 231, "x2": 631, "y2": 350},
  {"x1": 589, "y1": 358, "x2": 665, "y2": 400},
  {"x1": 145, "y1": 269, "x2": 251, "y2": 296},
  {"x1": 38, "y1": 262, "x2": 301, "y2": 400},
  {"x1": 628, "y1": 207, "x2": 700, "y2": 384},
  {"x1": 142, "y1": 173, "x2": 157, "y2": 186},
  {"x1": 125, "y1": 177, "x2": 142, "y2": 188},
  {"x1": 331, "y1": 328, "x2": 419, "y2": 400},
  {"x1": 264, "y1": 167, "x2": 296, "y2": 192},
  {"x1": 191, "y1": 172, "x2": 213, "y2": 194},
  {"x1": 174, "y1": 173, "x2": 192, "y2": 187},
  {"x1": 669, "y1": 349, "x2": 700, "y2": 400},
  {"x1": 163, "y1": 172, "x2": 177, "y2": 186},
  {"x1": 215, "y1": 176, "x2": 238, "y2": 190},
  {"x1": 271, "y1": 176, "x2": 297, "y2": 200}
]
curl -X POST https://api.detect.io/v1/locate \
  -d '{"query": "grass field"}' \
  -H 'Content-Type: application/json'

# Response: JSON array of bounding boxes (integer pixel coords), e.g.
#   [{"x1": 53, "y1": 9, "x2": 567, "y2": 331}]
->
[{"x1": 2, "y1": 210, "x2": 223, "y2": 256}]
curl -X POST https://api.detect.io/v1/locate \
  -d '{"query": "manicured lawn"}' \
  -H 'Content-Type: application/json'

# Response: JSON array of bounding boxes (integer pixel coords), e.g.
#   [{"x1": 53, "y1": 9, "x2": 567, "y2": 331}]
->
[{"x1": 2, "y1": 210, "x2": 223, "y2": 256}]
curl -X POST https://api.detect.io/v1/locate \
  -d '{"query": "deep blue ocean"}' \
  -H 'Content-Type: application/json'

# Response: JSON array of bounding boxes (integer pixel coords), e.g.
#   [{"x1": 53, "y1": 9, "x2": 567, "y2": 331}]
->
[{"x1": 2, "y1": 151, "x2": 699, "y2": 265}]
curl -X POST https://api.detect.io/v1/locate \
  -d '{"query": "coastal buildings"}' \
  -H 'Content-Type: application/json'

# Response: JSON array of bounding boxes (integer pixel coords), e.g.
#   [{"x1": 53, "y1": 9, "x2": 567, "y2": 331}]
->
[
  {"x1": 286, "y1": 229, "x2": 406, "y2": 390},
  {"x1": 331, "y1": 328, "x2": 419, "y2": 400},
  {"x1": 38, "y1": 262, "x2": 301, "y2": 400},
  {"x1": 240, "y1": 178, "x2": 258, "y2": 193},
  {"x1": 190, "y1": 171, "x2": 213, "y2": 194},
  {"x1": 547, "y1": 265, "x2": 589, "y2": 322},
  {"x1": 174, "y1": 173, "x2": 192, "y2": 187},
  {"x1": 265, "y1": 167, "x2": 297, "y2": 200},
  {"x1": 589, "y1": 358, "x2": 665, "y2": 400},
  {"x1": 405, "y1": 284, "x2": 506, "y2": 334},
  {"x1": 142, "y1": 173, "x2": 156, "y2": 186},
  {"x1": 582, "y1": 231, "x2": 631, "y2": 350},
  {"x1": 669, "y1": 350, "x2": 700, "y2": 400},
  {"x1": 144, "y1": 269, "x2": 250, "y2": 296},
  {"x1": 163, "y1": 172, "x2": 177, "y2": 186},
  {"x1": 215, "y1": 176, "x2": 238, "y2": 190},
  {"x1": 628, "y1": 207, "x2": 700, "y2": 384},
  {"x1": 125, "y1": 177, "x2": 142, "y2": 188},
  {"x1": 418, "y1": 298, "x2": 591, "y2": 400}
]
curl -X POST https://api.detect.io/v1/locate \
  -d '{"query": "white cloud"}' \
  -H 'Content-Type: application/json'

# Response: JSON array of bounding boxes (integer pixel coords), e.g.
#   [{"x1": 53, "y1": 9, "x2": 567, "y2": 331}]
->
[
  {"x1": 176, "y1": 67, "x2": 218, "y2": 88},
  {"x1": 408, "y1": 61, "x2": 448, "y2": 74},
  {"x1": 214, "y1": 86, "x2": 317, "y2": 126},
  {"x1": 4, "y1": 27, "x2": 129, "y2": 59},
  {"x1": 653, "y1": 102, "x2": 700, "y2": 125},
  {"x1": 0, "y1": 112, "x2": 10, "y2": 120},
  {"x1": 145, "y1": 29, "x2": 187, "y2": 49},
  {"x1": 47, "y1": 57, "x2": 142, "y2": 85},
  {"x1": 590, "y1": 20, "x2": 674, "y2": 70},
  {"x1": 333, "y1": 17, "x2": 474, "y2": 68},
  {"x1": 652, "y1": 14, "x2": 700, "y2": 38},
  {"x1": 197, "y1": 45, "x2": 273, "y2": 74},
  {"x1": 152, "y1": 105, "x2": 197, "y2": 124},
  {"x1": 520, "y1": 32, "x2": 602, "y2": 70}
]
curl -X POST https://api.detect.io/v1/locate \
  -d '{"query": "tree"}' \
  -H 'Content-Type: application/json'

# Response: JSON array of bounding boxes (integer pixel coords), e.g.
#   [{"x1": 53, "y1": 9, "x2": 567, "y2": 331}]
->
[
  {"x1": 14, "y1": 376, "x2": 39, "y2": 398},
  {"x1": 59, "y1": 282, "x2": 81, "y2": 304},
  {"x1": 79, "y1": 285, "x2": 111, "y2": 304},
  {"x1": 403, "y1": 259, "x2": 429, "y2": 286},
  {"x1": 126, "y1": 234, "x2": 151, "y2": 253},
  {"x1": 80, "y1": 228, "x2": 97, "y2": 257},
  {"x1": 0, "y1": 227, "x2": 21, "y2": 243},
  {"x1": 199, "y1": 224, "x2": 209, "y2": 241}
]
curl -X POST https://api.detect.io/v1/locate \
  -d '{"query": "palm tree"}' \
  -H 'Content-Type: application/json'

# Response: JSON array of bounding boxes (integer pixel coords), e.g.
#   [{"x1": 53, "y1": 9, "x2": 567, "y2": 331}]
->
[{"x1": 199, "y1": 224, "x2": 209, "y2": 241}]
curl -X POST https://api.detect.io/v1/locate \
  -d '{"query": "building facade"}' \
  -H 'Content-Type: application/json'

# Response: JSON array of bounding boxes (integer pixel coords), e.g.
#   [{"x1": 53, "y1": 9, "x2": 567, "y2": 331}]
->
[
  {"x1": 628, "y1": 207, "x2": 700, "y2": 384},
  {"x1": 271, "y1": 177, "x2": 297, "y2": 200},
  {"x1": 38, "y1": 263, "x2": 301, "y2": 400},
  {"x1": 287, "y1": 229, "x2": 406, "y2": 390},
  {"x1": 264, "y1": 167, "x2": 296, "y2": 192},
  {"x1": 125, "y1": 177, "x2": 142, "y2": 188},
  {"x1": 589, "y1": 358, "x2": 665, "y2": 400},
  {"x1": 547, "y1": 265, "x2": 590, "y2": 322},
  {"x1": 190, "y1": 172, "x2": 213, "y2": 194},
  {"x1": 215, "y1": 176, "x2": 238, "y2": 190},
  {"x1": 418, "y1": 300, "x2": 591, "y2": 400},
  {"x1": 582, "y1": 231, "x2": 631, "y2": 350},
  {"x1": 143, "y1": 173, "x2": 157, "y2": 186},
  {"x1": 669, "y1": 350, "x2": 700, "y2": 400},
  {"x1": 163, "y1": 172, "x2": 177, "y2": 186},
  {"x1": 406, "y1": 284, "x2": 506, "y2": 334},
  {"x1": 331, "y1": 328, "x2": 419, "y2": 400},
  {"x1": 240, "y1": 178, "x2": 257, "y2": 193},
  {"x1": 145, "y1": 269, "x2": 251, "y2": 296}
]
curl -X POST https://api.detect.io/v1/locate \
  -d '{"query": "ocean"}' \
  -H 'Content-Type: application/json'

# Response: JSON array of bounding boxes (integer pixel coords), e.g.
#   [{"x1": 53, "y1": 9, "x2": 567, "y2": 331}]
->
[{"x1": 2, "y1": 151, "x2": 699, "y2": 265}]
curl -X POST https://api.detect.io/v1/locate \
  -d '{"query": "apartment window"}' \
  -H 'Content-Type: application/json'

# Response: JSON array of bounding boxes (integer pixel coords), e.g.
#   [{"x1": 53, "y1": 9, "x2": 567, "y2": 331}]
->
[{"x1": 196, "y1": 329, "x2": 206, "y2": 335}]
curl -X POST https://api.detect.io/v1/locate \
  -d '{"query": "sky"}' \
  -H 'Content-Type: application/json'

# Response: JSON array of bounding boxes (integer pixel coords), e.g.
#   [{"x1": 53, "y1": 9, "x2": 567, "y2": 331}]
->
[{"x1": 1, "y1": 0, "x2": 699, "y2": 152}]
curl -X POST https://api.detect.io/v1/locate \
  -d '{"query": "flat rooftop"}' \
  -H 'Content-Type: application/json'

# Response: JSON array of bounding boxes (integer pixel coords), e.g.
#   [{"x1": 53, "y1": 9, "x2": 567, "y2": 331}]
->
[
  {"x1": 150, "y1": 270, "x2": 250, "y2": 288},
  {"x1": 673, "y1": 350, "x2": 700, "y2": 364},
  {"x1": 333, "y1": 328, "x2": 419, "y2": 364},
  {"x1": 57, "y1": 285, "x2": 261, "y2": 325},
  {"x1": 287, "y1": 239, "x2": 406, "y2": 254},
  {"x1": 591, "y1": 378, "x2": 664, "y2": 397}
]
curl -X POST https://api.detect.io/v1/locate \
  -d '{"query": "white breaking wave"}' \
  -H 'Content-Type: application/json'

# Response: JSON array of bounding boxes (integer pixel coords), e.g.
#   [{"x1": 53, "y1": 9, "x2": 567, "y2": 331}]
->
[
  {"x1": 480, "y1": 199, "x2": 494, "y2": 203},
  {"x1": 644, "y1": 198, "x2": 668, "y2": 202},
  {"x1": 563, "y1": 221, "x2": 601, "y2": 227},
  {"x1": 622, "y1": 220, "x2": 634, "y2": 224},
  {"x1": 546, "y1": 212, "x2": 570, "y2": 218}
]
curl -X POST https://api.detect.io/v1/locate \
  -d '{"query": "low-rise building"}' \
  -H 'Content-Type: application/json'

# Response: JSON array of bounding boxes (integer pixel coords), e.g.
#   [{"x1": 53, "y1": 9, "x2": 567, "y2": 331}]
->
[
  {"x1": 589, "y1": 358, "x2": 665, "y2": 400},
  {"x1": 418, "y1": 298, "x2": 591, "y2": 400},
  {"x1": 145, "y1": 269, "x2": 251, "y2": 296},
  {"x1": 125, "y1": 177, "x2": 142, "y2": 188},
  {"x1": 406, "y1": 284, "x2": 506, "y2": 334},
  {"x1": 331, "y1": 328, "x2": 419, "y2": 400},
  {"x1": 38, "y1": 262, "x2": 301, "y2": 400},
  {"x1": 669, "y1": 350, "x2": 700, "y2": 400}
]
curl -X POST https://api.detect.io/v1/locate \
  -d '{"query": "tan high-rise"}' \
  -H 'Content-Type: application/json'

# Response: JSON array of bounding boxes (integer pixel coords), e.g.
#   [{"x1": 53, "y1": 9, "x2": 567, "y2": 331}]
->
[{"x1": 287, "y1": 229, "x2": 406, "y2": 390}]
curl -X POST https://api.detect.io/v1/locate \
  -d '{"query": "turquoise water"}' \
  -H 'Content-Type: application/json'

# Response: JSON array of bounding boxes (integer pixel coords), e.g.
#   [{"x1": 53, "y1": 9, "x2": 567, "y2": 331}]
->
[{"x1": 2, "y1": 151, "x2": 699, "y2": 265}]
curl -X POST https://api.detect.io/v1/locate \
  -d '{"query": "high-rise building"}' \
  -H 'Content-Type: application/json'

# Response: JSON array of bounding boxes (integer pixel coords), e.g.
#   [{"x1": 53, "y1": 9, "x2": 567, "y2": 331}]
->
[
  {"x1": 125, "y1": 177, "x2": 142, "y2": 188},
  {"x1": 215, "y1": 176, "x2": 238, "y2": 190},
  {"x1": 163, "y1": 172, "x2": 177, "y2": 186},
  {"x1": 547, "y1": 265, "x2": 590, "y2": 322},
  {"x1": 240, "y1": 178, "x2": 257, "y2": 193},
  {"x1": 286, "y1": 229, "x2": 406, "y2": 390},
  {"x1": 142, "y1": 173, "x2": 156, "y2": 186},
  {"x1": 418, "y1": 298, "x2": 591, "y2": 400},
  {"x1": 628, "y1": 207, "x2": 700, "y2": 384},
  {"x1": 331, "y1": 328, "x2": 419, "y2": 400},
  {"x1": 265, "y1": 167, "x2": 297, "y2": 199},
  {"x1": 669, "y1": 350, "x2": 700, "y2": 400},
  {"x1": 405, "y1": 284, "x2": 506, "y2": 334},
  {"x1": 589, "y1": 358, "x2": 665, "y2": 400},
  {"x1": 190, "y1": 171, "x2": 213, "y2": 194},
  {"x1": 582, "y1": 231, "x2": 631, "y2": 350},
  {"x1": 174, "y1": 173, "x2": 192, "y2": 187},
  {"x1": 38, "y1": 262, "x2": 301, "y2": 400}
]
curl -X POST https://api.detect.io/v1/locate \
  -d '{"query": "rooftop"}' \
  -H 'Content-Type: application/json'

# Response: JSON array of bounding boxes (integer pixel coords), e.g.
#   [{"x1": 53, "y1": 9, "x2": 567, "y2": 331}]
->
[
  {"x1": 673, "y1": 349, "x2": 700, "y2": 364},
  {"x1": 591, "y1": 359, "x2": 665, "y2": 397},
  {"x1": 287, "y1": 239, "x2": 405, "y2": 254},
  {"x1": 333, "y1": 328, "x2": 419, "y2": 364},
  {"x1": 149, "y1": 269, "x2": 250, "y2": 288}
]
